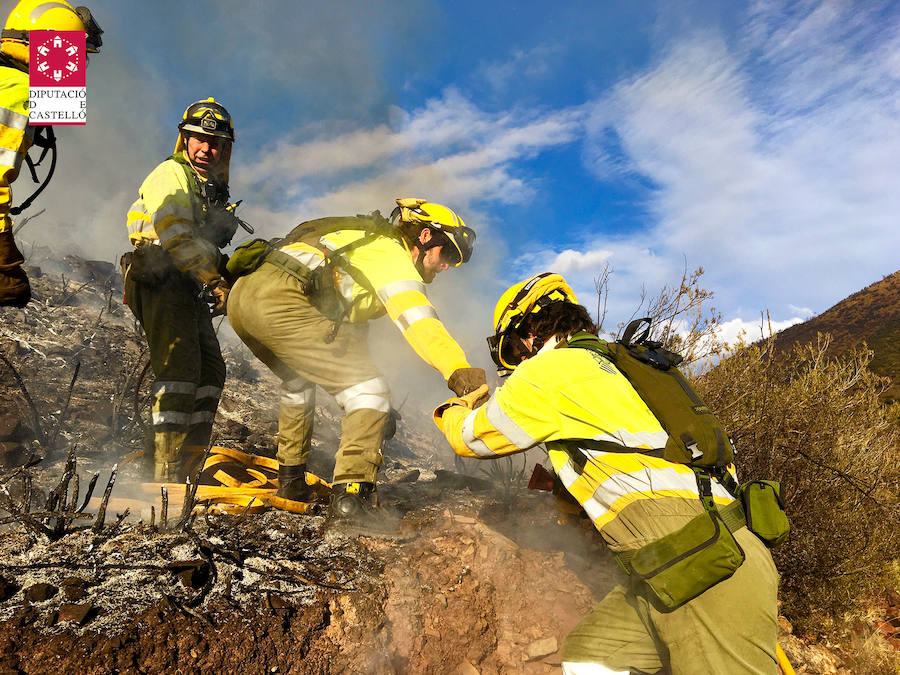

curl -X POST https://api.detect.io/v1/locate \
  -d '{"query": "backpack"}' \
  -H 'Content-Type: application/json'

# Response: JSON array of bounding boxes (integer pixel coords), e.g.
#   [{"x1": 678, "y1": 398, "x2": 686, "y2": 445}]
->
[{"x1": 566, "y1": 318, "x2": 735, "y2": 472}]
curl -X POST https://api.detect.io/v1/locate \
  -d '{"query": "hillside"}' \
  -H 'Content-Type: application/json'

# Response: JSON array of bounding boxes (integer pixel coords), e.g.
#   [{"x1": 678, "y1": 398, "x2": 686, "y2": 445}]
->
[{"x1": 773, "y1": 270, "x2": 900, "y2": 399}]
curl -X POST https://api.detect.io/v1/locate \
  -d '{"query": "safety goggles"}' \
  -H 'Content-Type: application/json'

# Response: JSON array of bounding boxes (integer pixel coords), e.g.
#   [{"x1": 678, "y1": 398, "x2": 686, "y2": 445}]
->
[{"x1": 75, "y1": 6, "x2": 103, "y2": 53}]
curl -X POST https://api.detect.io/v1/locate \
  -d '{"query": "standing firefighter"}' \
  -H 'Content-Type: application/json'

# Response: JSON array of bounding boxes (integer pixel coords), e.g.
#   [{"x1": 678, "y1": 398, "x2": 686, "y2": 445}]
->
[
  {"x1": 227, "y1": 199, "x2": 484, "y2": 523},
  {"x1": 434, "y1": 273, "x2": 782, "y2": 674},
  {"x1": 0, "y1": 0, "x2": 102, "y2": 307},
  {"x1": 123, "y1": 98, "x2": 244, "y2": 482}
]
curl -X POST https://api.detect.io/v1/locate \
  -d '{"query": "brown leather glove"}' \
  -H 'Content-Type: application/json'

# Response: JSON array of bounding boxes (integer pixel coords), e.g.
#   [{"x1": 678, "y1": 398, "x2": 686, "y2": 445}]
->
[
  {"x1": 448, "y1": 367, "x2": 487, "y2": 397},
  {"x1": 210, "y1": 281, "x2": 230, "y2": 316},
  {"x1": 0, "y1": 229, "x2": 31, "y2": 308}
]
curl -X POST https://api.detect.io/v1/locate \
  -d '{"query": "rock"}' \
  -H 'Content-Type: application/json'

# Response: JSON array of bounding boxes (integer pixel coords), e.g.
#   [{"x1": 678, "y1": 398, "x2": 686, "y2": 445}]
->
[
  {"x1": 24, "y1": 582, "x2": 58, "y2": 602},
  {"x1": 524, "y1": 636, "x2": 558, "y2": 661},
  {"x1": 456, "y1": 660, "x2": 480, "y2": 675},
  {"x1": 0, "y1": 575, "x2": 19, "y2": 601},
  {"x1": 61, "y1": 577, "x2": 90, "y2": 601},
  {"x1": 57, "y1": 602, "x2": 94, "y2": 625},
  {"x1": 392, "y1": 469, "x2": 420, "y2": 484}
]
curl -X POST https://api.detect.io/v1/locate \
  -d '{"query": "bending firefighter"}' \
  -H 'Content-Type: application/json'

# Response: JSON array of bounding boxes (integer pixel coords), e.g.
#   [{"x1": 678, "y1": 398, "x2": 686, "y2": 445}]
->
[
  {"x1": 434, "y1": 273, "x2": 781, "y2": 674},
  {"x1": 123, "y1": 98, "x2": 246, "y2": 482},
  {"x1": 0, "y1": 0, "x2": 102, "y2": 307},
  {"x1": 227, "y1": 199, "x2": 484, "y2": 522}
]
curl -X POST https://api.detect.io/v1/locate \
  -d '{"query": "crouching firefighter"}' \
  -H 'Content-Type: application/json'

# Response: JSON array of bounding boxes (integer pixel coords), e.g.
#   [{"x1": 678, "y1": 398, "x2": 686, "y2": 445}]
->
[
  {"x1": 227, "y1": 199, "x2": 485, "y2": 524},
  {"x1": 0, "y1": 0, "x2": 103, "y2": 307},
  {"x1": 122, "y1": 97, "x2": 248, "y2": 482},
  {"x1": 434, "y1": 273, "x2": 786, "y2": 674}
]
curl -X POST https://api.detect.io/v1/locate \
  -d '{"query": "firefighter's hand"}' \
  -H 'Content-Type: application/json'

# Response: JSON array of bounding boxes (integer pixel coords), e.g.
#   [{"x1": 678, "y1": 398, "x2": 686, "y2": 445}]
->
[
  {"x1": 210, "y1": 281, "x2": 230, "y2": 316},
  {"x1": 433, "y1": 384, "x2": 490, "y2": 430},
  {"x1": 448, "y1": 367, "x2": 487, "y2": 397}
]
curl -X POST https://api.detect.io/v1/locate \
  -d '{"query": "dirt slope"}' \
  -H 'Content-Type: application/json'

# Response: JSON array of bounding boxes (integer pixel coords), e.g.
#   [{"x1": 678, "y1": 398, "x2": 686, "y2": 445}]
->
[{"x1": 773, "y1": 270, "x2": 900, "y2": 399}]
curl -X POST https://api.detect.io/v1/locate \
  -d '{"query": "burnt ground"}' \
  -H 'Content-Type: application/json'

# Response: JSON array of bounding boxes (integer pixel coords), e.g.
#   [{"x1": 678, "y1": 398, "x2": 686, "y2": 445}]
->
[{"x1": 0, "y1": 253, "x2": 896, "y2": 674}]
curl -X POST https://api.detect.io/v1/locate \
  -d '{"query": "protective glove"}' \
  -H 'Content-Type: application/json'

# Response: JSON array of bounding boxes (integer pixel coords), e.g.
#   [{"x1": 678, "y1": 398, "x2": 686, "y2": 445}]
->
[
  {"x1": 433, "y1": 384, "x2": 490, "y2": 431},
  {"x1": 210, "y1": 281, "x2": 230, "y2": 316},
  {"x1": 447, "y1": 367, "x2": 487, "y2": 397}
]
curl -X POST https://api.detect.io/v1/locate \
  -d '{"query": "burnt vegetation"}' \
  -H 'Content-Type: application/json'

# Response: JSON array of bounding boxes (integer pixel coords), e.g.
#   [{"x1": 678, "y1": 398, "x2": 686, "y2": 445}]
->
[{"x1": 1, "y1": 253, "x2": 898, "y2": 671}]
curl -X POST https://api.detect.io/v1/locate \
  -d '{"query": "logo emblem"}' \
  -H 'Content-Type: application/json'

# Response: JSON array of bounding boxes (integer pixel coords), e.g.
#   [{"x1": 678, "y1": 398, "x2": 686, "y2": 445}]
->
[{"x1": 28, "y1": 31, "x2": 87, "y2": 125}]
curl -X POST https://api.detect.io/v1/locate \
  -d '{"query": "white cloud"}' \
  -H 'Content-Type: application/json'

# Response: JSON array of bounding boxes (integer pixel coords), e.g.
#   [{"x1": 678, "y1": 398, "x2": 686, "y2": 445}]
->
[
  {"x1": 547, "y1": 248, "x2": 613, "y2": 273},
  {"x1": 583, "y1": 0, "x2": 900, "y2": 321}
]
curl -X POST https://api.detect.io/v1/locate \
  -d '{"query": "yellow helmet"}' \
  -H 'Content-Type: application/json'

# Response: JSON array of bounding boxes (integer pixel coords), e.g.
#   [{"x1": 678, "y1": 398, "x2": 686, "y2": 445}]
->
[
  {"x1": 2, "y1": 1, "x2": 103, "y2": 53},
  {"x1": 177, "y1": 97, "x2": 235, "y2": 143},
  {"x1": 488, "y1": 272, "x2": 578, "y2": 370},
  {"x1": 391, "y1": 198, "x2": 475, "y2": 266}
]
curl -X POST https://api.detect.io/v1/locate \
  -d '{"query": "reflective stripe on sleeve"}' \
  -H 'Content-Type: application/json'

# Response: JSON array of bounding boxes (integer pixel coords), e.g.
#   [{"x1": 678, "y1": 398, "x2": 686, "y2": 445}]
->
[
  {"x1": 334, "y1": 376, "x2": 390, "y2": 414},
  {"x1": 461, "y1": 409, "x2": 497, "y2": 458},
  {"x1": 376, "y1": 279, "x2": 426, "y2": 303},
  {"x1": 156, "y1": 221, "x2": 193, "y2": 245},
  {"x1": 0, "y1": 107, "x2": 28, "y2": 131},
  {"x1": 0, "y1": 146, "x2": 22, "y2": 168},
  {"x1": 483, "y1": 396, "x2": 539, "y2": 450},
  {"x1": 395, "y1": 305, "x2": 438, "y2": 331},
  {"x1": 152, "y1": 201, "x2": 193, "y2": 226}
]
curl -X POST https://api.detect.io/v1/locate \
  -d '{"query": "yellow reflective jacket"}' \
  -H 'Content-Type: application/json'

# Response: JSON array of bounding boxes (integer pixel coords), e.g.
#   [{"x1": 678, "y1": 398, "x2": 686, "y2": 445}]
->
[
  {"x1": 0, "y1": 63, "x2": 33, "y2": 233},
  {"x1": 436, "y1": 341, "x2": 738, "y2": 551},
  {"x1": 125, "y1": 156, "x2": 220, "y2": 283},
  {"x1": 280, "y1": 227, "x2": 469, "y2": 379}
]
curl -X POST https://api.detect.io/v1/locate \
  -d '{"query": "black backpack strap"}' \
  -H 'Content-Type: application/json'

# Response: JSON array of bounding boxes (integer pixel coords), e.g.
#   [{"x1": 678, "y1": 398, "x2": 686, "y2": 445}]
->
[
  {"x1": 10, "y1": 127, "x2": 57, "y2": 216},
  {"x1": 621, "y1": 317, "x2": 652, "y2": 346}
]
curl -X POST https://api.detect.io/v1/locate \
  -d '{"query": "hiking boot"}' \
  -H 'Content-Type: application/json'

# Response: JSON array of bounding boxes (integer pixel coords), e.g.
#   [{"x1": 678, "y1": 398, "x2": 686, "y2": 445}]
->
[
  {"x1": 328, "y1": 482, "x2": 398, "y2": 536},
  {"x1": 275, "y1": 463, "x2": 314, "y2": 502},
  {"x1": 329, "y1": 482, "x2": 377, "y2": 518}
]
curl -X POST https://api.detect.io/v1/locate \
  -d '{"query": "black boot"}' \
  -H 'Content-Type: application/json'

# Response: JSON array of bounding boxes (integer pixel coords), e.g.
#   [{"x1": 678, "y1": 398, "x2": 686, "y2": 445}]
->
[
  {"x1": 328, "y1": 483, "x2": 398, "y2": 536},
  {"x1": 329, "y1": 482, "x2": 378, "y2": 519},
  {"x1": 275, "y1": 464, "x2": 313, "y2": 502}
]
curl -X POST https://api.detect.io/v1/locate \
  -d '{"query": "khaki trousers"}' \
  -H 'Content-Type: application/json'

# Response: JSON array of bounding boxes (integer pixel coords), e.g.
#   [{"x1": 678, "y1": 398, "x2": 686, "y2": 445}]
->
[
  {"x1": 228, "y1": 261, "x2": 389, "y2": 484},
  {"x1": 561, "y1": 528, "x2": 780, "y2": 674}
]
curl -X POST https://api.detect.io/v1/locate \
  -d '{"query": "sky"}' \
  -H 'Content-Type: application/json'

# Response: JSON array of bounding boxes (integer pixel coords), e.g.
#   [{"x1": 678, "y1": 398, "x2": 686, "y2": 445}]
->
[{"x1": 8, "y1": 0, "x2": 900, "y2": 384}]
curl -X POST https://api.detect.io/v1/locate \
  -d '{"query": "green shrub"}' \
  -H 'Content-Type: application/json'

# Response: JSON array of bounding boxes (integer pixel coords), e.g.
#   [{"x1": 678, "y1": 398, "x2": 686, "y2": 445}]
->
[{"x1": 695, "y1": 334, "x2": 900, "y2": 635}]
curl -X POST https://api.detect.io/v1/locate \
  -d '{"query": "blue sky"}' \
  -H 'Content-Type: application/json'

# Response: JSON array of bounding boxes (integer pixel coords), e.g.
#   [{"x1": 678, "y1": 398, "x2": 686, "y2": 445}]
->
[{"x1": 12, "y1": 0, "x2": 900, "y2": 369}]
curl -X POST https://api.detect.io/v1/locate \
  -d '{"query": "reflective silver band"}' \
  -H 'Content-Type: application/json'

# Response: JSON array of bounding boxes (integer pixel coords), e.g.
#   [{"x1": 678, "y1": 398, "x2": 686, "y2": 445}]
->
[
  {"x1": 461, "y1": 409, "x2": 496, "y2": 458},
  {"x1": 0, "y1": 106, "x2": 28, "y2": 131},
  {"x1": 376, "y1": 279, "x2": 426, "y2": 303},
  {"x1": 395, "y1": 304, "x2": 438, "y2": 331},
  {"x1": 195, "y1": 385, "x2": 222, "y2": 400},
  {"x1": 152, "y1": 381, "x2": 197, "y2": 396},
  {"x1": 484, "y1": 396, "x2": 538, "y2": 450},
  {"x1": 334, "y1": 376, "x2": 390, "y2": 414},
  {"x1": 152, "y1": 410, "x2": 192, "y2": 426}
]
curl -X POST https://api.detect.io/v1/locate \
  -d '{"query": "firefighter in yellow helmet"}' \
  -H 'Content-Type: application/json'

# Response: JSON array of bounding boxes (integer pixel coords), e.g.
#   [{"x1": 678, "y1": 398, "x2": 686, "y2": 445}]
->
[
  {"x1": 122, "y1": 97, "x2": 245, "y2": 482},
  {"x1": 434, "y1": 273, "x2": 780, "y2": 674},
  {"x1": 0, "y1": 0, "x2": 102, "y2": 307},
  {"x1": 227, "y1": 198, "x2": 484, "y2": 523}
]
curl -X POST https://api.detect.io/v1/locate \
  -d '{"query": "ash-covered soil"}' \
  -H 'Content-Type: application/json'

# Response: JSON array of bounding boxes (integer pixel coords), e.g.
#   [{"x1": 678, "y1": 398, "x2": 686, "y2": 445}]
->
[{"x1": 0, "y1": 252, "x2": 879, "y2": 673}]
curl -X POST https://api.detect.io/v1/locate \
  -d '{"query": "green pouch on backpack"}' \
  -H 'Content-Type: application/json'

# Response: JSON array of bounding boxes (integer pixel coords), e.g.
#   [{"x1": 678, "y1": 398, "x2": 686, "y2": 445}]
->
[
  {"x1": 739, "y1": 480, "x2": 790, "y2": 547},
  {"x1": 625, "y1": 511, "x2": 745, "y2": 611},
  {"x1": 226, "y1": 238, "x2": 274, "y2": 279}
]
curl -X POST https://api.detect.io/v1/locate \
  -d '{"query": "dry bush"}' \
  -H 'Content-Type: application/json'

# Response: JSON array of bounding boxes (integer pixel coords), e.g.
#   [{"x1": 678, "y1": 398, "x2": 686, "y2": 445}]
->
[{"x1": 695, "y1": 334, "x2": 900, "y2": 634}]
